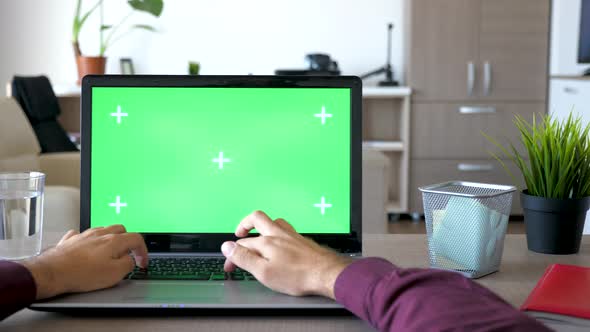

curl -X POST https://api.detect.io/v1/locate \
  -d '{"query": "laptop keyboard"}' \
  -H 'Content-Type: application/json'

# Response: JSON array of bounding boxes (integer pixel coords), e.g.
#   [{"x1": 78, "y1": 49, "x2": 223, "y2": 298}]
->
[{"x1": 128, "y1": 257, "x2": 256, "y2": 281}]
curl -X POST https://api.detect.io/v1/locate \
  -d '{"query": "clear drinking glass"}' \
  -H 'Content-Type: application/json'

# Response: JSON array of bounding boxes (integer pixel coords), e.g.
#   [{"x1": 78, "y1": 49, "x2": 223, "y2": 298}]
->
[{"x1": 0, "y1": 172, "x2": 45, "y2": 260}]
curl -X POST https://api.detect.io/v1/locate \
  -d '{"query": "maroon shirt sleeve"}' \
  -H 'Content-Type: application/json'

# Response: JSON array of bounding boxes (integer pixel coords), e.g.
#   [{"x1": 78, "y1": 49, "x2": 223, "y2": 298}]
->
[
  {"x1": 0, "y1": 260, "x2": 36, "y2": 320},
  {"x1": 334, "y1": 257, "x2": 552, "y2": 332}
]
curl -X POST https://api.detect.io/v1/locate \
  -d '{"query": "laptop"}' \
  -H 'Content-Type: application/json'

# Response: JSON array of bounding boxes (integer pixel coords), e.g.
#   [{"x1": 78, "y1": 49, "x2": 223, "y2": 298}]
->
[{"x1": 31, "y1": 75, "x2": 362, "y2": 312}]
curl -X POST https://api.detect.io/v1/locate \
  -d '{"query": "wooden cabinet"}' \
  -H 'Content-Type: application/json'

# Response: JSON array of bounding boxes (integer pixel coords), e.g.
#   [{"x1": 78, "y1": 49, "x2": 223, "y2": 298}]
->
[
  {"x1": 409, "y1": 159, "x2": 526, "y2": 215},
  {"x1": 407, "y1": 0, "x2": 550, "y2": 215},
  {"x1": 411, "y1": 102, "x2": 545, "y2": 159},
  {"x1": 362, "y1": 87, "x2": 411, "y2": 214},
  {"x1": 409, "y1": 0, "x2": 549, "y2": 102},
  {"x1": 478, "y1": 0, "x2": 550, "y2": 101},
  {"x1": 362, "y1": 150, "x2": 389, "y2": 234},
  {"x1": 409, "y1": 0, "x2": 479, "y2": 101},
  {"x1": 549, "y1": 78, "x2": 590, "y2": 127}
]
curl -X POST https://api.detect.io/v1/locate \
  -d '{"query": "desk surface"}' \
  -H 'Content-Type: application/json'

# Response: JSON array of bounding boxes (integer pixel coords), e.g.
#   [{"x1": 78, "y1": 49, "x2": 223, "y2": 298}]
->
[{"x1": 4, "y1": 234, "x2": 589, "y2": 331}]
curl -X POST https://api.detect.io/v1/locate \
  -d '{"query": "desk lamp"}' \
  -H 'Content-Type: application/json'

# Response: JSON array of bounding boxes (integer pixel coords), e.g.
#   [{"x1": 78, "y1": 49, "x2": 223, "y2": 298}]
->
[{"x1": 361, "y1": 23, "x2": 399, "y2": 86}]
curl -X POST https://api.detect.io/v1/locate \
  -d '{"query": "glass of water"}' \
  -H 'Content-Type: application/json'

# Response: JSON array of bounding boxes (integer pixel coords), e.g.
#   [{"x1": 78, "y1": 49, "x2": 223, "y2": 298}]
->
[{"x1": 0, "y1": 172, "x2": 45, "y2": 260}]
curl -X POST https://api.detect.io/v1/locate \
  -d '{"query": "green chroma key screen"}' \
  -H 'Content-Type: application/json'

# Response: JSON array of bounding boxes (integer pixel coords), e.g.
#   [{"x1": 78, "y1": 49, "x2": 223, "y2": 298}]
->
[{"x1": 90, "y1": 87, "x2": 351, "y2": 233}]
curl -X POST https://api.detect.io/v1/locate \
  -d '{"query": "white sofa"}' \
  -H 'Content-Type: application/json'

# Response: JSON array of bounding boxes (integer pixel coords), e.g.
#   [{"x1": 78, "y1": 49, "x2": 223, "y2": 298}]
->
[{"x1": 1, "y1": 97, "x2": 80, "y2": 235}]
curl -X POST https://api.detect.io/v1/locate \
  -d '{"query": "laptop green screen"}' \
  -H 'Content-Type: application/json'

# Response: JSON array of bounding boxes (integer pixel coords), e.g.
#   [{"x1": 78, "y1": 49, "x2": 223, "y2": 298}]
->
[{"x1": 90, "y1": 87, "x2": 351, "y2": 233}]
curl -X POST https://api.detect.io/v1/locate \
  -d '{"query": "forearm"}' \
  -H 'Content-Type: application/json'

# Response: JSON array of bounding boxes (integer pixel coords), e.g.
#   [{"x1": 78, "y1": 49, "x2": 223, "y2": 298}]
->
[
  {"x1": 0, "y1": 261, "x2": 37, "y2": 320},
  {"x1": 334, "y1": 258, "x2": 551, "y2": 332}
]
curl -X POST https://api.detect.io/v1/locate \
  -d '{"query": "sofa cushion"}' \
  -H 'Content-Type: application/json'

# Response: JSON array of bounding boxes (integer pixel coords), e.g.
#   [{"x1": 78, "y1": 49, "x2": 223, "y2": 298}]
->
[
  {"x1": 0, "y1": 154, "x2": 41, "y2": 172},
  {"x1": 39, "y1": 152, "x2": 80, "y2": 188},
  {"x1": 0, "y1": 97, "x2": 41, "y2": 158},
  {"x1": 44, "y1": 186, "x2": 80, "y2": 233}
]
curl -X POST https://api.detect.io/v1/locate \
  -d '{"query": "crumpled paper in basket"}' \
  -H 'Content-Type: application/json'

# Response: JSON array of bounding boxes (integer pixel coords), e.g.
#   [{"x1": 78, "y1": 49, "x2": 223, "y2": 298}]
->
[{"x1": 431, "y1": 196, "x2": 508, "y2": 273}]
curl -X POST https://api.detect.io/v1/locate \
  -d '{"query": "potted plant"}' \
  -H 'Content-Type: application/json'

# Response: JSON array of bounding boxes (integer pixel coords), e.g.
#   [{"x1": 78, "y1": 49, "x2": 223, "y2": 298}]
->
[
  {"x1": 188, "y1": 61, "x2": 200, "y2": 75},
  {"x1": 72, "y1": 0, "x2": 164, "y2": 83},
  {"x1": 485, "y1": 113, "x2": 590, "y2": 254}
]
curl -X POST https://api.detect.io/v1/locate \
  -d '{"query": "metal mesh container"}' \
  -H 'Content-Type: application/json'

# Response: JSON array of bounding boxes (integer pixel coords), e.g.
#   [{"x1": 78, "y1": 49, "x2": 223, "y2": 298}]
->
[{"x1": 419, "y1": 181, "x2": 516, "y2": 278}]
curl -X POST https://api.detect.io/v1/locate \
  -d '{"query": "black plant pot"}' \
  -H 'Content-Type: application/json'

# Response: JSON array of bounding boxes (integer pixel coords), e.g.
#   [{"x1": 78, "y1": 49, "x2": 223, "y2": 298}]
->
[{"x1": 521, "y1": 191, "x2": 590, "y2": 254}]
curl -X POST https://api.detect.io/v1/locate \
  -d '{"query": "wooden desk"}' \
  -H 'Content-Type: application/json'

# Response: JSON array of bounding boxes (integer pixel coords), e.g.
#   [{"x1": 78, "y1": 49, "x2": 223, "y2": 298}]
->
[
  {"x1": 4, "y1": 234, "x2": 589, "y2": 331},
  {"x1": 363, "y1": 234, "x2": 590, "y2": 307}
]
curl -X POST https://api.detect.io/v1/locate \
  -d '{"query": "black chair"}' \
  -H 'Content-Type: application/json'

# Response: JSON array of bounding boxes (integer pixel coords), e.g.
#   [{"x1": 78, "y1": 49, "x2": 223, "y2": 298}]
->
[{"x1": 11, "y1": 76, "x2": 78, "y2": 153}]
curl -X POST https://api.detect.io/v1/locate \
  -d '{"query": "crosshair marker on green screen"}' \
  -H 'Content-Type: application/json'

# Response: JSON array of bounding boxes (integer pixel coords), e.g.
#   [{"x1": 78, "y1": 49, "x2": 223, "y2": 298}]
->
[{"x1": 90, "y1": 87, "x2": 351, "y2": 233}]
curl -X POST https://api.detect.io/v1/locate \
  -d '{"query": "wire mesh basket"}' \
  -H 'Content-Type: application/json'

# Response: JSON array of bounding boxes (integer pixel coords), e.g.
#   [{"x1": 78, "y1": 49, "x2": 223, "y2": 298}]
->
[{"x1": 419, "y1": 181, "x2": 516, "y2": 278}]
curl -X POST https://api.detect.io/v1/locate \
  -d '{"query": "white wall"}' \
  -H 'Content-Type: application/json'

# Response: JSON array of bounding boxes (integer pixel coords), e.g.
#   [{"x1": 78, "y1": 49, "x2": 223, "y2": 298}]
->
[
  {"x1": 550, "y1": 0, "x2": 590, "y2": 234},
  {"x1": 550, "y1": 0, "x2": 590, "y2": 75},
  {"x1": 0, "y1": 0, "x2": 405, "y2": 87}
]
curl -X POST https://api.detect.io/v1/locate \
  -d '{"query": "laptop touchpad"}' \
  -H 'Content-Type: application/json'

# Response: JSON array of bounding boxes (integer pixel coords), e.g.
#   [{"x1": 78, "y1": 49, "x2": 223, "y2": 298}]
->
[{"x1": 121, "y1": 281, "x2": 274, "y2": 303}]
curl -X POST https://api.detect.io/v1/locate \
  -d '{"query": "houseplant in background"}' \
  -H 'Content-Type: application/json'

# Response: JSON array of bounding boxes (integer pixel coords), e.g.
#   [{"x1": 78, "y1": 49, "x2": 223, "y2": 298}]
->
[
  {"x1": 72, "y1": 0, "x2": 102, "y2": 83},
  {"x1": 485, "y1": 113, "x2": 590, "y2": 254},
  {"x1": 72, "y1": 0, "x2": 164, "y2": 83},
  {"x1": 188, "y1": 61, "x2": 200, "y2": 75}
]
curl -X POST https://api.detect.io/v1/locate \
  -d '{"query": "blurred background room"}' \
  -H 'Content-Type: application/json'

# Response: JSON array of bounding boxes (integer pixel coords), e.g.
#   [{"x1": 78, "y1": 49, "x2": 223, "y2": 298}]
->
[{"x1": 1, "y1": 0, "x2": 590, "y2": 235}]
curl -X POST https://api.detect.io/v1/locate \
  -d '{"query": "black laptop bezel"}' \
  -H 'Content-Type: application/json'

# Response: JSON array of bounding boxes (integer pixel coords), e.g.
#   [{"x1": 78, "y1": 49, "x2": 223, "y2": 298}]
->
[{"x1": 81, "y1": 75, "x2": 362, "y2": 253}]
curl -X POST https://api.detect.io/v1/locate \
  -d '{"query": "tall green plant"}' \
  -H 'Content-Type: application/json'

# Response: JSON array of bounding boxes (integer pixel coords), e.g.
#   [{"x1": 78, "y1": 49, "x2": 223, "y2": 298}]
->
[
  {"x1": 72, "y1": 0, "x2": 163, "y2": 57},
  {"x1": 99, "y1": 0, "x2": 164, "y2": 56},
  {"x1": 72, "y1": 0, "x2": 103, "y2": 56},
  {"x1": 484, "y1": 113, "x2": 590, "y2": 199}
]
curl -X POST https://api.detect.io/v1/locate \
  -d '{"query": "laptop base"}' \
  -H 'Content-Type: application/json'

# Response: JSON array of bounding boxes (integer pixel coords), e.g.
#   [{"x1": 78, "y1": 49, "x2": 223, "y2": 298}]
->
[{"x1": 30, "y1": 279, "x2": 344, "y2": 312}]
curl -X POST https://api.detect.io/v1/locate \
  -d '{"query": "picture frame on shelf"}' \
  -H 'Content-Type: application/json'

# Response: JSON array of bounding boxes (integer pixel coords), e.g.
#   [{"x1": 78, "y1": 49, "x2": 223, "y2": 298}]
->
[{"x1": 120, "y1": 58, "x2": 135, "y2": 75}]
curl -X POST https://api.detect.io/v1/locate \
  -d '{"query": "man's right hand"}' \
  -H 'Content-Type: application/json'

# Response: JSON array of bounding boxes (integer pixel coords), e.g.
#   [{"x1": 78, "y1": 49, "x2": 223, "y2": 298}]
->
[
  {"x1": 20, "y1": 225, "x2": 148, "y2": 300},
  {"x1": 221, "y1": 211, "x2": 352, "y2": 299}
]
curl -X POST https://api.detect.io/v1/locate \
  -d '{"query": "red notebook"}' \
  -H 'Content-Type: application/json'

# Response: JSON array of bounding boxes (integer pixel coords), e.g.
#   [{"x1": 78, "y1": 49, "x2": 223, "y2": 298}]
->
[{"x1": 522, "y1": 264, "x2": 590, "y2": 327}]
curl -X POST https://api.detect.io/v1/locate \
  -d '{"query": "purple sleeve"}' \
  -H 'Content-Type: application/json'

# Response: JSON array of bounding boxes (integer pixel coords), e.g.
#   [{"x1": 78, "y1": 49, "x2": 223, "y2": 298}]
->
[
  {"x1": 334, "y1": 257, "x2": 552, "y2": 332},
  {"x1": 0, "y1": 260, "x2": 36, "y2": 320}
]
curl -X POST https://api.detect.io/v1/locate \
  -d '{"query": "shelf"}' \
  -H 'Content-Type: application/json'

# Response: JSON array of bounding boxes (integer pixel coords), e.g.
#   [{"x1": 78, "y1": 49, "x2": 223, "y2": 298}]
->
[
  {"x1": 51, "y1": 85, "x2": 411, "y2": 98},
  {"x1": 362, "y1": 88, "x2": 411, "y2": 213},
  {"x1": 53, "y1": 84, "x2": 81, "y2": 97},
  {"x1": 362, "y1": 141, "x2": 404, "y2": 151},
  {"x1": 4, "y1": 82, "x2": 80, "y2": 98},
  {"x1": 386, "y1": 201, "x2": 403, "y2": 213},
  {"x1": 362, "y1": 86, "x2": 412, "y2": 98},
  {"x1": 550, "y1": 75, "x2": 590, "y2": 81},
  {"x1": 9, "y1": 84, "x2": 412, "y2": 98}
]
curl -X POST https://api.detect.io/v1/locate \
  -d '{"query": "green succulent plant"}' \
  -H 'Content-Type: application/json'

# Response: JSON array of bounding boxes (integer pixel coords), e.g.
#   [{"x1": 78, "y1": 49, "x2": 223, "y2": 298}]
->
[
  {"x1": 188, "y1": 62, "x2": 200, "y2": 75},
  {"x1": 484, "y1": 112, "x2": 590, "y2": 199}
]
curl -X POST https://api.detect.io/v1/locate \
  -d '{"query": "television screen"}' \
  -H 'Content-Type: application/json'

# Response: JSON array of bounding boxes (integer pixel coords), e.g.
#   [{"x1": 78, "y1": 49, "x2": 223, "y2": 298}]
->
[{"x1": 579, "y1": 0, "x2": 590, "y2": 63}]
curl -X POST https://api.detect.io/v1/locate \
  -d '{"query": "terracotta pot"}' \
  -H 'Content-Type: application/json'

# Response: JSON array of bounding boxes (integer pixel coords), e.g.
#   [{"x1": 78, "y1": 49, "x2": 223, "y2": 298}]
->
[{"x1": 76, "y1": 56, "x2": 106, "y2": 84}]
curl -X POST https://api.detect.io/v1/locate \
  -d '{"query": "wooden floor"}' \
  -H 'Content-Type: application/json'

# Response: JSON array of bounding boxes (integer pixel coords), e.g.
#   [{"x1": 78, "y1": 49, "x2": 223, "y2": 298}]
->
[{"x1": 388, "y1": 219, "x2": 526, "y2": 234}]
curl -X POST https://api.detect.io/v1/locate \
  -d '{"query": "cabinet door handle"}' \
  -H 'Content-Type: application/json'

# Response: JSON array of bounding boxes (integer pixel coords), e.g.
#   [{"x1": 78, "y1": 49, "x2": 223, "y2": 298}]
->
[
  {"x1": 564, "y1": 86, "x2": 578, "y2": 94},
  {"x1": 483, "y1": 61, "x2": 491, "y2": 96},
  {"x1": 467, "y1": 61, "x2": 475, "y2": 96},
  {"x1": 458, "y1": 106, "x2": 496, "y2": 114},
  {"x1": 457, "y1": 163, "x2": 494, "y2": 172}
]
